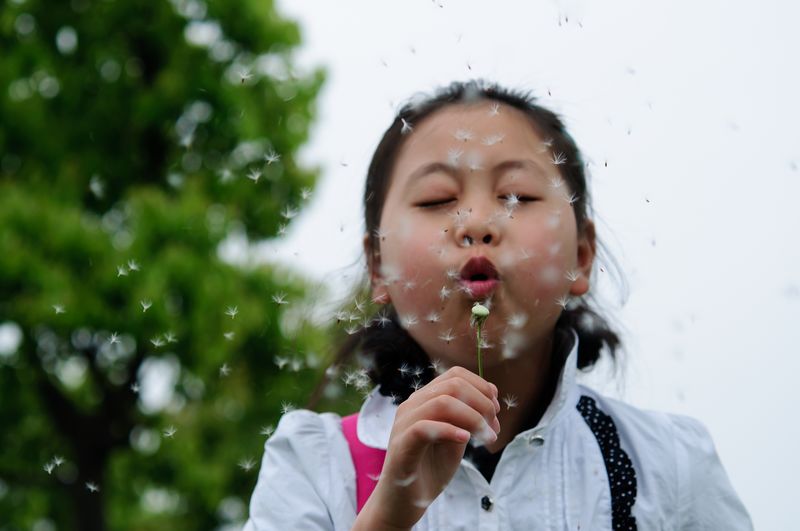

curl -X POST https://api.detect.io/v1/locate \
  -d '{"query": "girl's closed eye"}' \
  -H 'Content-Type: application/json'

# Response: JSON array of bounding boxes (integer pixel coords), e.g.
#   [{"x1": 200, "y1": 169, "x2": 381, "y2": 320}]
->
[{"x1": 416, "y1": 197, "x2": 456, "y2": 209}]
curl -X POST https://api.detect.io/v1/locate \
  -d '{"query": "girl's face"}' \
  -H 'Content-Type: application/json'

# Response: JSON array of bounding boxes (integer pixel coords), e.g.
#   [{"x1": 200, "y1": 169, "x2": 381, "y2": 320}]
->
[{"x1": 369, "y1": 102, "x2": 596, "y2": 371}]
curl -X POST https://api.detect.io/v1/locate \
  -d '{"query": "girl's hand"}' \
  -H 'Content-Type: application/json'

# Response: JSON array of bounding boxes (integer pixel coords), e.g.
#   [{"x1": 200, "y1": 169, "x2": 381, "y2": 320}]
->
[{"x1": 357, "y1": 366, "x2": 501, "y2": 530}]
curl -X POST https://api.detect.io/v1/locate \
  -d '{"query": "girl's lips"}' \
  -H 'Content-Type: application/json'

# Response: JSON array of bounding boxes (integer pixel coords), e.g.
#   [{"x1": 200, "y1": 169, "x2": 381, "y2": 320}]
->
[{"x1": 459, "y1": 278, "x2": 499, "y2": 299}]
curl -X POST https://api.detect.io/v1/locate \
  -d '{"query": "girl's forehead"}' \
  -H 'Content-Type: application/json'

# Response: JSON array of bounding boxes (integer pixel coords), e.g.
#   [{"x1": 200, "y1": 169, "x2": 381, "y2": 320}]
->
[{"x1": 393, "y1": 102, "x2": 547, "y2": 173}]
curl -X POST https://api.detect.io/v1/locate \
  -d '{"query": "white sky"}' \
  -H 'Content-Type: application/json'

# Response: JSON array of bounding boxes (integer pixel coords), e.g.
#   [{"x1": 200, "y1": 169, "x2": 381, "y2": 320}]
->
[{"x1": 263, "y1": 1, "x2": 800, "y2": 527}]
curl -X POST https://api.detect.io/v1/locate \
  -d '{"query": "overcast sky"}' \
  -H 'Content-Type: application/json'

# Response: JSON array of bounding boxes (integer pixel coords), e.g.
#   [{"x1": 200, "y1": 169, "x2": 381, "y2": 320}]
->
[{"x1": 261, "y1": 1, "x2": 799, "y2": 527}]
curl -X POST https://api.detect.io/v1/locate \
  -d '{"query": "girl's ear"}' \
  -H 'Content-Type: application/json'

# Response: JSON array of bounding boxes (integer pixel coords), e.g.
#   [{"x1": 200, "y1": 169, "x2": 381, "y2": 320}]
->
[
  {"x1": 569, "y1": 219, "x2": 596, "y2": 297},
  {"x1": 364, "y1": 233, "x2": 391, "y2": 304}
]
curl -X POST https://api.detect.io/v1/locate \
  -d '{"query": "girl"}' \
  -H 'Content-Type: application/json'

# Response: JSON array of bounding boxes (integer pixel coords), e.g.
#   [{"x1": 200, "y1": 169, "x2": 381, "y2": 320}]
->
[{"x1": 244, "y1": 80, "x2": 752, "y2": 530}]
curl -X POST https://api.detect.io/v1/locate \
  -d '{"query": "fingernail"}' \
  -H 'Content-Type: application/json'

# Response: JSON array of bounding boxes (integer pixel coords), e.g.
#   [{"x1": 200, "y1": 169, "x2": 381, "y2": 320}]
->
[
  {"x1": 474, "y1": 420, "x2": 498, "y2": 445},
  {"x1": 493, "y1": 396, "x2": 501, "y2": 413},
  {"x1": 491, "y1": 416, "x2": 501, "y2": 434}
]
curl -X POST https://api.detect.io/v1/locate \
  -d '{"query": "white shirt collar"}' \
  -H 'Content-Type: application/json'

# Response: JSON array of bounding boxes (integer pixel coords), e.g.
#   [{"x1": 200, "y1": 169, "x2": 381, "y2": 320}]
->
[{"x1": 356, "y1": 327, "x2": 580, "y2": 449}]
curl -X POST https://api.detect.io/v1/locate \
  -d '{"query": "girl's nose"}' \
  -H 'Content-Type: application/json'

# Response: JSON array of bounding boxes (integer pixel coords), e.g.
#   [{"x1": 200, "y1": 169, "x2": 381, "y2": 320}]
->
[{"x1": 454, "y1": 210, "x2": 500, "y2": 248}]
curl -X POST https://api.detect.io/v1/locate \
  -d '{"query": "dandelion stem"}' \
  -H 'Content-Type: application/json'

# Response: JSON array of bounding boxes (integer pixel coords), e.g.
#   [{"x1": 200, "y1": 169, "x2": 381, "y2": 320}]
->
[{"x1": 476, "y1": 321, "x2": 484, "y2": 378}]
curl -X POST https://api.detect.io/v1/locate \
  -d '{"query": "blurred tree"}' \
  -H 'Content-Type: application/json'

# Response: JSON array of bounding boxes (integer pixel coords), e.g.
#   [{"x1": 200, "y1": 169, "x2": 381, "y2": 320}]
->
[{"x1": 0, "y1": 0, "x2": 327, "y2": 529}]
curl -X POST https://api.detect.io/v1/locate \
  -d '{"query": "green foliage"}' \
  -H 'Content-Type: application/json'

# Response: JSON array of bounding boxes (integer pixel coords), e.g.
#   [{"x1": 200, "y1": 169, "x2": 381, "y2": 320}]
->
[{"x1": 0, "y1": 0, "x2": 329, "y2": 528}]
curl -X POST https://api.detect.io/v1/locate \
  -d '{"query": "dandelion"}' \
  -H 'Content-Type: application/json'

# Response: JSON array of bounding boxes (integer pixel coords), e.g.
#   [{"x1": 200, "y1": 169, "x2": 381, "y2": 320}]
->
[
  {"x1": 555, "y1": 294, "x2": 570, "y2": 310},
  {"x1": 400, "y1": 118, "x2": 413, "y2": 134},
  {"x1": 219, "y1": 363, "x2": 231, "y2": 376},
  {"x1": 550, "y1": 152, "x2": 567, "y2": 165},
  {"x1": 247, "y1": 169, "x2": 262, "y2": 183},
  {"x1": 471, "y1": 303, "x2": 490, "y2": 378},
  {"x1": 85, "y1": 482, "x2": 100, "y2": 493},
  {"x1": 108, "y1": 332, "x2": 120, "y2": 345},
  {"x1": 264, "y1": 150, "x2": 281, "y2": 165},
  {"x1": 565, "y1": 269, "x2": 580, "y2": 282},
  {"x1": 223, "y1": 331, "x2": 235, "y2": 341},
  {"x1": 127, "y1": 259, "x2": 140, "y2": 272},
  {"x1": 52, "y1": 304, "x2": 65, "y2": 314},
  {"x1": 150, "y1": 337, "x2": 165, "y2": 348},
  {"x1": 488, "y1": 102, "x2": 500, "y2": 116},
  {"x1": 271, "y1": 292, "x2": 288, "y2": 304},
  {"x1": 454, "y1": 128, "x2": 474, "y2": 141},
  {"x1": 163, "y1": 425, "x2": 177, "y2": 438},
  {"x1": 260, "y1": 424, "x2": 275, "y2": 437},
  {"x1": 238, "y1": 458, "x2": 256, "y2": 472},
  {"x1": 140, "y1": 299, "x2": 152, "y2": 312},
  {"x1": 225, "y1": 305, "x2": 238, "y2": 319},
  {"x1": 281, "y1": 401, "x2": 295, "y2": 415},
  {"x1": 425, "y1": 311, "x2": 441, "y2": 323},
  {"x1": 239, "y1": 68, "x2": 252, "y2": 83},
  {"x1": 438, "y1": 328, "x2": 456, "y2": 344},
  {"x1": 117, "y1": 265, "x2": 128, "y2": 277},
  {"x1": 503, "y1": 394, "x2": 519, "y2": 410}
]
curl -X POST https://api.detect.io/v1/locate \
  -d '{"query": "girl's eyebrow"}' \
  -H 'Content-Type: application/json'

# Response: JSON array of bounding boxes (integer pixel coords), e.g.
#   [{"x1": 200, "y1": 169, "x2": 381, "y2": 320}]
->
[{"x1": 407, "y1": 158, "x2": 548, "y2": 184}]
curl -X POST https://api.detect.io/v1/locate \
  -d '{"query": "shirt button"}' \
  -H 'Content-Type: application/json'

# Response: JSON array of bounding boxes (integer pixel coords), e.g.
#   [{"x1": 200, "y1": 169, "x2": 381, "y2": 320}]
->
[
  {"x1": 481, "y1": 495, "x2": 493, "y2": 511},
  {"x1": 528, "y1": 434, "x2": 545, "y2": 446}
]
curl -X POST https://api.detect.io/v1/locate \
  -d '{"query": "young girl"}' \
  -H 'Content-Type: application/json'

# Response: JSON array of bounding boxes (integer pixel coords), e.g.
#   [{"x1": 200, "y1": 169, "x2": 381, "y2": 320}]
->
[{"x1": 243, "y1": 80, "x2": 753, "y2": 530}]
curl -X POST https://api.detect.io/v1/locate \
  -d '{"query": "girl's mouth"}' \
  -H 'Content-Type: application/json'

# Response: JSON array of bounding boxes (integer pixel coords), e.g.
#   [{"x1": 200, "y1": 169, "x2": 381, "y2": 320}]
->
[{"x1": 459, "y1": 256, "x2": 500, "y2": 299}]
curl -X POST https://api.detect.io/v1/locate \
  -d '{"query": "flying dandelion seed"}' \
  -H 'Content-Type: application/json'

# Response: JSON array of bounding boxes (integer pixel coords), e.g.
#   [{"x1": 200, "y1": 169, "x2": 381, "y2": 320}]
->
[
  {"x1": 445, "y1": 267, "x2": 460, "y2": 281},
  {"x1": 117, "y1": 265, "x2": 128, "y2": 277},
  {"x1": 219, "y1": 363, "x2": 231, "y2": 376},
  {"x1": 555, "y1": 294, "x2": 570, "y2": 309},
  {"x1": 399, "y1": 314, "x2": 418, "y2": 328},
  {"x1": 402, "y1": 279, "x2": 416, "y2": 291},
  {"x1": 52, "y1": 456, "x2": 64, "y2": 466},
  {"x1": 131, "y1": 382, "x2": 140, "y2": 393},
  {"x1": 289, "y1": 358, "x2": 303, "y2": 372},
  {"x1": 281, "y1": 402, "x2": 295, "y2": 415},
  {"x1": 85, "y1": 482, "x2": 99, "y2": 493},
  {"x1": 300, "y1": 187, "x2": 312, "y2": 200},
  {"x1": 345, "y1": 324, "x2": 360, "y2": 335},
  {"x1": 108, "y1": 332, "x2": 119, "y2": 345},
  {"x1": 548, "y1": 175, "x2": 564, "y2": 189},
  {"x1": 565, "y1": 269, "x2": 580, "y2": 282},
  {"x1": 439, "y1": 285, "x2": 452, "y2": 301},
  {"x1": 565, "y1": 192, "x2": 580, "y2": 205},
  {"x1": 393, "y1": 473, "x2": 418, "y2": 487},
  {"x1": 52, "y1": 304, "x2": 65, "y2": 314},
  {"x1": 150, "y1": 337, "x2": 165, "y2": 348},
  {"x1": 239, "y1": 69, "x2": 252, "y2": 83},
  {"x1": 223, "y1": 331, "x2": 235, "y2": 341},
  {"x1": 398, "y1": 362, "x2": 411, "y2": 376},
  {"x1": 43, "y1": 462, "x2": 55, "y2": 474},
  {"x1": 126, "y1": 259, "x2": 140, "y2": 271},
  {"x1": 454, "y1": 128, "x2": 474, "y2": 142},
  {"x1": 260, "y1": 425, "x2": 275, "y2": 437},
  {"x1": 411, "y1": 379, "x2": 423, "y2": 391},
  {"x1": 481, "y1": 133, "x2": 505, "y2": 146},
  {"x1": 426, "y1": 311, "x2": 441, "y2": 323},
  {"x1": 429, "y1": 359, "x2": 444, "y2": 374},
  {"x1": 140, "y1": 299, "x2": 152, "y2": 312},
  {"x1": 163, "y1": 425, "x2": 177, "y2": 438},
  {"x1": 247, "y1": 169, "x2": 262, "y2": 183},
  {"x1": 503, "y1": 394, "x2": 519, "y2": 410},
  {"x1": 281, "y1": 206, "x2": 298, "y2": 220},
  {"x1": 506, "y1": 313, "x2": 528, "y2": 329},
  {"x1": 238, "y1": 458, "x2": 256, "y2": 472},
  {"x1": 272, "y1": 292, "x2": 288, "y2": 304},
  {"x1": 488, "y1": 103, "x2": 500, "y2": 116},
  {"x1": 401, "y1": 118, "x2": 413, "y2": 134},
  {"x1": 551, "y1": 152, "x2": 567, "y2": 165},
  {"x1": 438, "y1": 328, "x2": 456, "y2": 344},
  {"x1": 274, "y1": 355, "x2": 289, "y2": 369},
  {"x1": 225, "y1": 306, "x2": 238, "y2": 319},
  {"x1": 264, "y1": 150, "x2": 281, "y2": 165},
  {"x1": 164, "y1": 332, "x2": 177, "y2": 343},
  {"x1": 447, "y1": 148, "x2": 463, "y2": 167}
]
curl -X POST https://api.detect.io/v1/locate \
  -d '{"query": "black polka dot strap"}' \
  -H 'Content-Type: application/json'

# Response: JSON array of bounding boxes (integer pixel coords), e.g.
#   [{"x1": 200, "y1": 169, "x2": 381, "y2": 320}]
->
[{"x1": 577, "y1": 395, "x2": 638, "y2": 530}]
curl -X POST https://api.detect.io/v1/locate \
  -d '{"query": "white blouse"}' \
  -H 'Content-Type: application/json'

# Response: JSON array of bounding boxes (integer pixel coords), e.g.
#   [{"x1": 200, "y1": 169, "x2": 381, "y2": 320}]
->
[{"x1": 244, "y1": 330, "x2": 753, "y2": 530}]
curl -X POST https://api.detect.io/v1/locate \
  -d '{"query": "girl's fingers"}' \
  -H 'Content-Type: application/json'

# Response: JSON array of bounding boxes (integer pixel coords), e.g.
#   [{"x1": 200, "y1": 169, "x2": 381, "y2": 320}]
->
[
  {"x1": 390, "y1": 419, "x2": 471, "y2": 477},
  {"x1": 416, "y1": 377, "x2": 500, "y2": 430},
  {"x1": 414, "y1": 394, "x2": 499, "y2": 444}
]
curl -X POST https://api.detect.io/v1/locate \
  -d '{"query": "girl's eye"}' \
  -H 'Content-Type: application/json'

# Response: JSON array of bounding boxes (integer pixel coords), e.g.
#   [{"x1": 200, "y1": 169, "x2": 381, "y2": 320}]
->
[
  {"x1": 416, "y1": 198, "x2": 455, "y2": 208},
  {"x1": 500, "y1": 194, "x2": 539, "y2": 203}
]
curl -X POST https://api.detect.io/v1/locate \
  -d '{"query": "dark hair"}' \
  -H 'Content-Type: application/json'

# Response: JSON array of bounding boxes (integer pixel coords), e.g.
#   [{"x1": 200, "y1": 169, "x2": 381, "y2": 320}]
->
[{"x1": 307, "y1": 80, "x2": 626, "y2": 409}]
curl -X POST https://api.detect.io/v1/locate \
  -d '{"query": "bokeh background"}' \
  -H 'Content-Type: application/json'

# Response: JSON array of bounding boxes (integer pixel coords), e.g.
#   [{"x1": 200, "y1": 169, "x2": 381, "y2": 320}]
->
[{"x1": 1, "y1": 0, "x2": 797, "y2": 529}]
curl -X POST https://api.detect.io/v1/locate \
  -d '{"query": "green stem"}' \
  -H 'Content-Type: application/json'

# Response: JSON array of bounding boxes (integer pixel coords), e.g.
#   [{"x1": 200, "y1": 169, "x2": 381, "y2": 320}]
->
[{"x1": 476, "y1": 322, "x2": 483, "y2": 378}]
